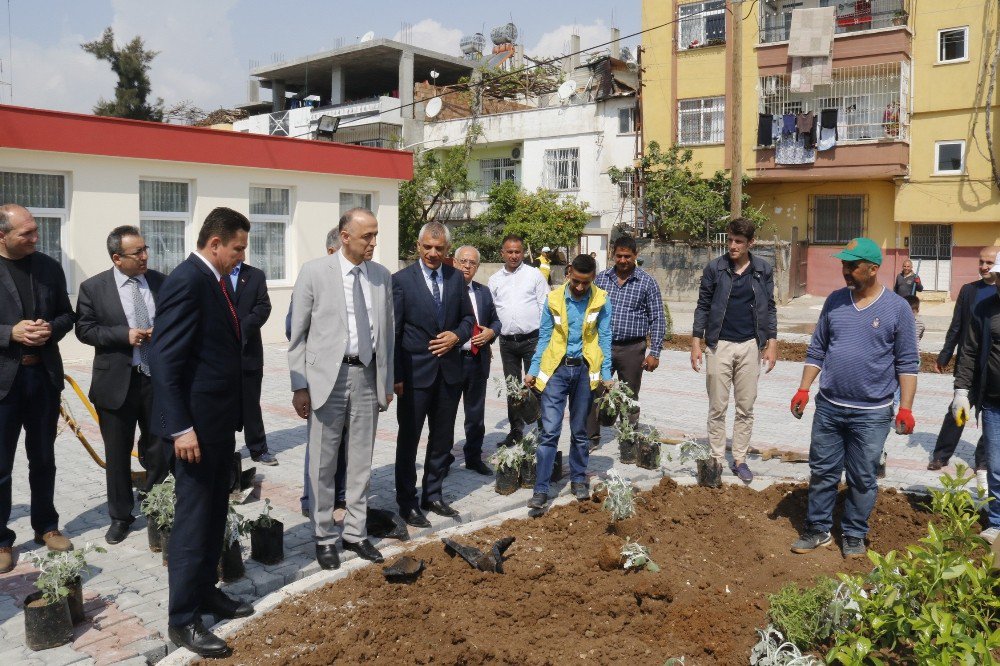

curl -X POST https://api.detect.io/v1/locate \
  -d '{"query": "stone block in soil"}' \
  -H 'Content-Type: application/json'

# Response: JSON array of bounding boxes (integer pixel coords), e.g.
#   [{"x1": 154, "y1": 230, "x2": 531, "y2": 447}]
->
[{"x1": 211, "y1": 479, "x2": 932, "y2": 666}]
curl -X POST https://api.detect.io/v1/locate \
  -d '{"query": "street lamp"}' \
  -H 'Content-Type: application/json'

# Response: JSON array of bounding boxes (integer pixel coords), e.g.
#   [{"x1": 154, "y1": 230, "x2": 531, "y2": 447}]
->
[{"x1": 400, "y1": 136, "x2": 449, "y2": 151}]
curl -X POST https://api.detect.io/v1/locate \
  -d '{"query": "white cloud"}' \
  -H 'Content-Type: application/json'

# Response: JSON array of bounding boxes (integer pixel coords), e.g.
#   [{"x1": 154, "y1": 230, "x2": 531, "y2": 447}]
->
[
  {"x1": 528, "y1": 20, "x2": 622, "y2": 59},
  {"x1": 393, "y1": 19, "x2": 464, "y2": 57},
  {"x1": 6, "y1": 30, "x2": 115, "y2": 113}
]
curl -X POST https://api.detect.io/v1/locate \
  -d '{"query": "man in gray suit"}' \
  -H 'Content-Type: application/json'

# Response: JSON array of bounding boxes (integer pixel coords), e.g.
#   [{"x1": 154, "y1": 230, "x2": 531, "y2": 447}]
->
[{"x1": 288, "y1": 208, "x2": 394, "y2": 569}]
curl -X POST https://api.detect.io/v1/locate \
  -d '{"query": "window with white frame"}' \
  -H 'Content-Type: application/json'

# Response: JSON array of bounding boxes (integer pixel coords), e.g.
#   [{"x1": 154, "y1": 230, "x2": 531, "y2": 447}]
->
[
  {"x1": 479, "y1": 158, "x2": 517, "y2": 195},
  {"x1": 339, "y1": 191, "x2": 373, "y2": 217},
  {"x1": 813, "y1": 195, "x2": 864, "y2": 244},
  {"x1": 678, "y1": 1, "x2": 726, "y2": 50},
  {"x1": 938, "y1": 27, "x2": 969, "y2": 63},
  {"x1": 618, "y1": 106, "x2": 637, "y2": 134},
  {"x1": 0, "y1": 171, "x2": 67, "y2": 265},
  {"x1": 678, "y1": 97, "x2": 725, "y2": 145},
  {"x1": 139, "y1": 180, "x2": 189, "y2": 275},
  {"x1": 614, "y1": 171, "x2": 636, "y2": 200},
  {"x1": 544, "y1": 148, "x2": 580, "y2": 190},
  {"x1": 934, "y1": 141, "x2": 965, "y2": 175},
  {"x1": 249, "y1": 186, "x2": 289, "y2": 281}
]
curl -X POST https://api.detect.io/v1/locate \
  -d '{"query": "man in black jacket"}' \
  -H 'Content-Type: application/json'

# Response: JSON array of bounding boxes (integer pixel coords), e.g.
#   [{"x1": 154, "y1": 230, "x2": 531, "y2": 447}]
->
[
  {"x1": 929, "y1": 245, "x2": 1000, "y2": 483},
  {"x1": 0, "y1": 204, "x2": 76, "y2": 573},
  {"x1": 228, "y1": 261, "x2": 274, "y2": 465},
  {"x1": 76, "y1": 226, "x2": 170, "y2": 545}
]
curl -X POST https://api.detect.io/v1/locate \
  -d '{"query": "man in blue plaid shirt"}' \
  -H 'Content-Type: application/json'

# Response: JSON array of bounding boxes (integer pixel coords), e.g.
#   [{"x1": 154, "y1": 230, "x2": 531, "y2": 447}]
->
[{"x1": 587, "y1": 235, "x2": 666, "y2": 448}]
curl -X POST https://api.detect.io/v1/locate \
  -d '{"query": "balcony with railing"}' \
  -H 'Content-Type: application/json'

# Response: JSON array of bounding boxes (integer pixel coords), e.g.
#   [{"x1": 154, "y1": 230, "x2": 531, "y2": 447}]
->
[{"x1": 759, "y1": 0, "x2": 909, "y2": 45}]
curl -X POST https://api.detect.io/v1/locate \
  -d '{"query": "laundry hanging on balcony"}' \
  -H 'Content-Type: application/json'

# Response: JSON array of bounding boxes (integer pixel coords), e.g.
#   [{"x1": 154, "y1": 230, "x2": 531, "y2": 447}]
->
[
  {"x1": 757, "y1": 113, "x2": 775, "y2": 147},
  {"x1": 788, "y1": 7, "x2": 836, "y2": 92},
  {"x1": 818, "y1": 109, "x2": 839, "y2": 151},
  {"x1": 775, "y1": 133, "x2": 817, "y2": 165}
]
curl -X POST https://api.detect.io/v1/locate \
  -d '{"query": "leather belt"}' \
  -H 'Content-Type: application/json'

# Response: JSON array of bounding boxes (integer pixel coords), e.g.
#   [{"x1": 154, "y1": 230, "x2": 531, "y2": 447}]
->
[
  {"x1": 500, "y1": 330, "x2": 538, "y2": 342},
  {"x1": 20, "y1": 354, "x2": 42, "y2": 366},
  {"x1": 562, "y1": 356, "x2": 585, "y2": 367},
  {"x1": 342, "y1": 355, "x2": 372, "y2": 366},
  {"x1": 613, "y1": 336, "x2": 647, "y2": 346}
]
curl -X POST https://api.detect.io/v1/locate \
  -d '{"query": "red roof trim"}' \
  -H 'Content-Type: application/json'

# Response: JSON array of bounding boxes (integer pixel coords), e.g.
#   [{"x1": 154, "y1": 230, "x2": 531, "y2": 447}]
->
[{"x1": 0, "y1": 105, "x2": 413, "y2": 181}]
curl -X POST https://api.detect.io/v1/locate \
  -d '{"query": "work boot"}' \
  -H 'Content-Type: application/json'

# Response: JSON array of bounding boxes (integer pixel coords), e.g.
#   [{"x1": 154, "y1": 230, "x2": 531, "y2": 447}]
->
[
  {"x1": 0, "y1": 546, "x2": 14, "y2": 573},
  {"x1": 34, "y1": 530, "x2": 73, "y2": 552}
]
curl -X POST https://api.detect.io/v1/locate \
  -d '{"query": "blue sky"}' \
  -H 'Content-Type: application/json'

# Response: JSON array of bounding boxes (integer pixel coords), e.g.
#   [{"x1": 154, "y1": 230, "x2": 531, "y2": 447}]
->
[{"x1": 0, "y1": 0, "x2": 640, "y2": 114}]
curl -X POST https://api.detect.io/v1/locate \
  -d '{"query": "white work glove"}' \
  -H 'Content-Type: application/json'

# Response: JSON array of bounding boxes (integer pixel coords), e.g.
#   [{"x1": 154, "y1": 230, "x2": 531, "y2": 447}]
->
[{"x1": 951, "y1": 389, "x2": 971, "y2": 427}]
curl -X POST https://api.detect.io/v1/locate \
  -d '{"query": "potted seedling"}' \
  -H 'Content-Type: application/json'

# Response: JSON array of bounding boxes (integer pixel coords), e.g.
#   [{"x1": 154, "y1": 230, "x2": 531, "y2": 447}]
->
[
  {"x1": 140, "y1": 474, "x2": 175, "y2": 561},
  {"x1": 596, "y1": 470, "x2": 637, "y2": 521},
  {"x1": 517, "y1": 430, "x2": 539, "y2": 489},
  {"x1": 25, "y1": 543, "x2": 105, "y2": 649},
  {"x1": 594, "y1": 381, "x2": 637, "y2": 427},
  {"x1": 248, "y1": 498, "x2": 284, "y2": 565},
  {"x1": 620, "y1": 539, "x2": 660, "y2": 573},
  {"x1": 616, "y1": 420, "x2": 638, "y2": 464},
  {"x1": 494, "y1": 375, "x2": 541, "y2": 425},
  {"x1": 218, "y1": 504, "x2": 246, "y2": 582},
  {"x1": 635, "y1": 427, "x2": 663, "y2": 470},
  {"x1": 490, "y1": 445, "x2": 523, "y2": 495}
]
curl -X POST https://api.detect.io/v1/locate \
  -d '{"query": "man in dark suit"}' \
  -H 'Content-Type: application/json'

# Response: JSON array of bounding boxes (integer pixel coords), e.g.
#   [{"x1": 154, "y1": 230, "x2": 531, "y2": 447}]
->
[
  {"x1": 452, "y1": 245, "x2": 502, "y2": 475},
  {"x1": 76, "y1": 226, "x2": 171, "y2": 545},
  {"x1": 229, "y1": 261, "x2": 274, "y2": 466},
  {"x1": 151, "y1": 207, "x2": 254, "y2": 658},
  {"x1": 0, "y1": 204, "x2": 76, "y2": 574},
  {"x1": 393, "y1": 222, "x2": 474, "y2": 527}
]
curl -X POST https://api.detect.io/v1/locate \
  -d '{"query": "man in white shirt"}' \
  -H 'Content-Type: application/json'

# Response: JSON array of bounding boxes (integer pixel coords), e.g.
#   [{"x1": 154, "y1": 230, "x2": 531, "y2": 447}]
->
[{"x1": 488, "y1": 234, "x2": 550, "y2": 446}]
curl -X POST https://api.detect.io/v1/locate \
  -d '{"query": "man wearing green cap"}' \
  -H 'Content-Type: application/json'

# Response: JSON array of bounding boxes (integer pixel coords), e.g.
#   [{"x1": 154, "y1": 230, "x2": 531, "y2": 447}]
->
[{"x1": 788, "y1": 237, "x2": 919, "y2": 559}]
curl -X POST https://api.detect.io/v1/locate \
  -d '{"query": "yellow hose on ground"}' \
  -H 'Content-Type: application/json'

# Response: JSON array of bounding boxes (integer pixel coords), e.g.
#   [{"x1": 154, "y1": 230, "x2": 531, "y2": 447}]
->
[{"x1": 62, "y1": 373, "x2": 142, "y2": 470}]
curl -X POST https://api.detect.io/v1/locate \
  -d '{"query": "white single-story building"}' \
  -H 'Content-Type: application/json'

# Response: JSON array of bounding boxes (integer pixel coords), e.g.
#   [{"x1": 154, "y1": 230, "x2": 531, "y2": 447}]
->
[{"x1": 0, "y1": 105, "x2": 411, "y2": 360}]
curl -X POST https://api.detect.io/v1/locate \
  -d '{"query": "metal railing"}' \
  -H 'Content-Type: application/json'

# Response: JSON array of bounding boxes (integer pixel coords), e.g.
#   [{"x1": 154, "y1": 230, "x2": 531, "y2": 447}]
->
[{"x1": 759, "y1": 0, "x2": 909, "y2": 45}]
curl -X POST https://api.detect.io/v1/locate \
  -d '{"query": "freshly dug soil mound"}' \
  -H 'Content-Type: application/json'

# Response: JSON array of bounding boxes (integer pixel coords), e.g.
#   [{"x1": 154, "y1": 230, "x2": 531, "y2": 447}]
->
[{"x1": 213, "y1": 479, "x2": 931, "y2": 665}]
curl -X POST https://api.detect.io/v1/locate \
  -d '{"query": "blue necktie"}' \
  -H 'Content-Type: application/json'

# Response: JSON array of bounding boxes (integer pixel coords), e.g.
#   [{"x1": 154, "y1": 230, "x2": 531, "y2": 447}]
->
[{"x1": 430, "y1": 269, "x2": 443, "y2": 326}]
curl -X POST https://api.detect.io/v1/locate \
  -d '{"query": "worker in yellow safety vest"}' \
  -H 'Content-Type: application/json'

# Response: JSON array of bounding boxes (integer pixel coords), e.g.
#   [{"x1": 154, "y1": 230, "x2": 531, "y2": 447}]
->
[{"x1": 537, "y1": 246, "x2": 552, "y2": 284}]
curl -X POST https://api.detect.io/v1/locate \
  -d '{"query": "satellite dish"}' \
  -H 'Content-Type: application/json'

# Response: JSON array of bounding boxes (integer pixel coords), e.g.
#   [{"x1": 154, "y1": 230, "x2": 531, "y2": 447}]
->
[
  {"x1": 359, "y1": 31, "x2": 375, "y2": 43},
  {"x1": 425, "y1": 97, "x2": 443, "y2": 119},
  {"x1": 558, "y1": 80, "x2": 577, "y2": 100},
  {"x1": 620, "y1": 46, "x2": 633, "y2": 62}
]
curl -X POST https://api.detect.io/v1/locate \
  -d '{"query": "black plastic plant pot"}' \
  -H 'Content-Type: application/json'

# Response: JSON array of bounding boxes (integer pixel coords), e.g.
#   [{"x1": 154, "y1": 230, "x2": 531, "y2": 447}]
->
[
  {"x1": 495, "y1": 467, "x2": 520, "y2": 495},
  {"x1": 598, "y1": 406, "x2": 618, "y2": 428},
  {"x1": 697, "y1": 459, "x2": 723, "y2": 488},
  {"x1": 218, "y1": 542, "x2": 245, "y2": 582},
  {"x1": 551, "y1": 451, "x2": 564, "y2": 482},
  {"x1": 519, "y1": 458, "x2": 537, "y2": 489},
  {"x1": 147, "y1": 524, "x2": 162, "y2": 553},
  {"x1": 515, "y1": 390, "x2": 541, "y2": 425},
  {"x1": 637, "y1": 440, "x2": 661, "y2": 470},
  {"x1": 250, "y1": 520, "x2": 284, "y2": 565},
  {"x1": 66, "y1": 577, "x2": 84, "y2": 625},
  {"x1": 24, "y1": 591, "x2": 73, "y2": 651},
  {"x1": 160, "y1": 529, "x2": 171, "y2": 567},
  {"x1": 382, "y1": 556, "x2": 425, "y2": 584},
  {"x1": 619, "y1": 437, "x2": 637, "y2": 464}
]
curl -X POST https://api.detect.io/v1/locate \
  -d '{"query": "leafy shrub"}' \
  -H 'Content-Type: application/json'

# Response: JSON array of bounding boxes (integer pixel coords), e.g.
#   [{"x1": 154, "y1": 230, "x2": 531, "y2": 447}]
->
[
  {"x1": 597, "y1": 469, "x2": 636, "y2": 521},
  {"x1": 140, "y1": 474, "x2": 175, "y2": 530},
  {"x1": 489, "y1": 445, "x2": 524, "y2": 473},
  {"x1": 621, "y1": 539, "x2": 660, "y2": 573},
  {"x1": 247, "y1": 498, "x2": 276, "y2": 531},
  {"x1": 767, "y1": 577, "x2": 839, "y2": 651},
  {"x1": 29, "y1": 543, "x2": 105, "y2": 604}
]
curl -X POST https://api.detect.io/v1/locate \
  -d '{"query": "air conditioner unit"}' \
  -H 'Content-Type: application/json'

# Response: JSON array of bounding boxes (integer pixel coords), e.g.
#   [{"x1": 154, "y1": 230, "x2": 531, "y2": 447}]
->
[{"x1": 510, "y1": 146, "x2": 522, "y2": 161}]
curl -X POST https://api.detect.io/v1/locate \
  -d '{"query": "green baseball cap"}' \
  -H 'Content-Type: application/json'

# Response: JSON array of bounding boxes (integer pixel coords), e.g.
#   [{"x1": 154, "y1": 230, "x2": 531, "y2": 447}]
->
[{"x1": 832, "y1": 237, "x2": 883, "y2": 266}]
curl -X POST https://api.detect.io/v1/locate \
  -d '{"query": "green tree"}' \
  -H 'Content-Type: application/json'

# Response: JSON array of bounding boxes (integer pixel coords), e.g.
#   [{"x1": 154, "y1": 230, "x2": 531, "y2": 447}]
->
[
  {"x1": 451, "y1": 179, "x2": 518, "y2": 262},
  {"x1": 82, "y1": 27, "x2": 164, "y2": 121},
  {"x1": 503, "y1": 187, "x2": 590, "y2": 255}
]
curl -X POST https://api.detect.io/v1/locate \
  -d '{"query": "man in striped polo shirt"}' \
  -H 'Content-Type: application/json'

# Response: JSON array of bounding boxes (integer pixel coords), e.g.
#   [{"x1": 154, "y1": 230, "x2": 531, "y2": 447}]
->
[{"x1": 789, "y1": 237, "x2": 919, "y2": 559}]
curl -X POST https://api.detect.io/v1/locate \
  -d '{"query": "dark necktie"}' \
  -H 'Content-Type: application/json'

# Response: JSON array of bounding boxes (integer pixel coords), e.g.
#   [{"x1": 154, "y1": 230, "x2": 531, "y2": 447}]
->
[
  {"x1": 351, "y1": 266, "x2": 373, "y2": 366},
  {"x1": 430, "y1": 269, "x2": 443, "y2": 326},
  {"x1": 219, "y1": 277, "x2": 241, "y2": 339},
  {"x1": 127, "y1": 277, "x2": 152, "y2": 376}
]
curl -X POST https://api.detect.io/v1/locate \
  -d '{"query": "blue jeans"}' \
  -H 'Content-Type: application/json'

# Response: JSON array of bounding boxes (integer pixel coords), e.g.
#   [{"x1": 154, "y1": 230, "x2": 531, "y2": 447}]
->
[
  {"x1": 805, "y1": 394, "x2": 892, "y2": 539},
  {"x1": 982, "y1": 404, "x2": 1000, "y2": 528},
  {"x1": 534, "y1": 363, "x2": 594, "y2": 494}
]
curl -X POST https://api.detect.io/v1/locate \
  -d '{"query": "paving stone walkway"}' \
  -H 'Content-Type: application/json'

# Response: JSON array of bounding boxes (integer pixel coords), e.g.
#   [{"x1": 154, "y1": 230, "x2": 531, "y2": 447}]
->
[{"x1": 0, "y1": 341, "x2": 971, "y2": 664}]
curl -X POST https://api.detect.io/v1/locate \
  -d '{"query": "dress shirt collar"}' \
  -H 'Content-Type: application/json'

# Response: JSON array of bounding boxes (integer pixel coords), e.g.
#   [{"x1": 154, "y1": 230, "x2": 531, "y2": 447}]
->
[
  {"x1": 193, "y1": 251, "x2": 222, "y2": 281},
  {"x1": 419, "y1": 259, "x2": 443, "y2": 281},
  {"x1": 113, "y1": 266, "x2": 147, "y2": 289},
  {"x1": 501, "y1": 262, "x2": 524, "y2": 276},
  {"x1": 338, "y1": 251, "x2": 368, "y2": 279}
]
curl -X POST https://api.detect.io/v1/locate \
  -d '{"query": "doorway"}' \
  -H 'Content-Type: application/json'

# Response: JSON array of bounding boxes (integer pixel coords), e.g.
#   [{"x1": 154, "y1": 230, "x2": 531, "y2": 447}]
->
[{"x1": 909, "y1": 224, "x2": 952, "y2": 293}]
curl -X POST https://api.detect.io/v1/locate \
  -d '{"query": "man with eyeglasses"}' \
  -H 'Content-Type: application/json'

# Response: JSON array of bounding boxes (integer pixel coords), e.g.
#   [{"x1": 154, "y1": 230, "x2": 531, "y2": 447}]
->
[{"x1": 76, "y1": 226, "x2": 171, "y2": 545}]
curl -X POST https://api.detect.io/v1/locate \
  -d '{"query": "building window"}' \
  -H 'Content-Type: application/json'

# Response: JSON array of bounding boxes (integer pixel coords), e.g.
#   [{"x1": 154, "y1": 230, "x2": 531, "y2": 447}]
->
[
  {"x1": 479, "y1": 158, "x2": 517, "y2": 195},
  {"x1": 813, "y1": 195, "x2": 864, "y2": 244},
  {"x1": 544, "y1": 148, "x2": 580, "y2": 190},
  {"x1": 249, "y1": 186, "x2": 289, "y2": 281},
  {"x1": 934, "y1": 141, "x2": 965, "y2": 175},
  {"x1": 340, "y1": 191, "x2": 373, "y2": 217},
  {"x1": 678, "y1": 1, "x2": 726, "y2": 50},
  {"x1": 938, "y1": 27, "x2": 969, "y2": 63},
  {"x1": 618, "y1": 106, "x2": 637, "y2": 134},
  {"x1": 678, "y1": 97, "x2": 725, "y2": 145},
  {"x1": 614, "y1": 171, "x2": 636, "y2": 200},
  {"x1": 0, "y1": 171, "x2": 67, "y2": 265},
  {"x1": 140, "y1": 180, "x2": 189, "y2": 275}
]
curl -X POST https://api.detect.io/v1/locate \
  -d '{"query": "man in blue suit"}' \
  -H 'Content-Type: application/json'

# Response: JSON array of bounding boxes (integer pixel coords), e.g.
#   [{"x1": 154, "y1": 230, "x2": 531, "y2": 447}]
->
[
  {"x1": 392, "y1": 222, "x2": 474, "y2": 527},
  {"x1": 151, "y1": 207, "x2": 254, "y2": 658}
]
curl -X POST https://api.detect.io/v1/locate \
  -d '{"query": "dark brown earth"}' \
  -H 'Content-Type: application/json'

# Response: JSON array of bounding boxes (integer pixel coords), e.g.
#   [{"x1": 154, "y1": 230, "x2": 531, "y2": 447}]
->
[{"x1": 212, "y1": 479, "x2": 932, "y2": 665}]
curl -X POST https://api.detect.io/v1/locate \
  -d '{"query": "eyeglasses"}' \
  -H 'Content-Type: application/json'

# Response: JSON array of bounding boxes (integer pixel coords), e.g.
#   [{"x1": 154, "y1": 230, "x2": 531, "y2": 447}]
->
[
  {"x1": 456, "y1": 259, "x2": 479, "y2": 266},
  {"x1": 120, "y1": 246, "x2": 150, "y2": 258}
]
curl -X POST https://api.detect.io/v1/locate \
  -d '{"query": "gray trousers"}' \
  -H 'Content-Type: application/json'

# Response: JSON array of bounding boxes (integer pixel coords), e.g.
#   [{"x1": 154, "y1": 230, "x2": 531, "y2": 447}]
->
[{"x1": 308, "y1": 362, "x2": 378, "y2": 545}]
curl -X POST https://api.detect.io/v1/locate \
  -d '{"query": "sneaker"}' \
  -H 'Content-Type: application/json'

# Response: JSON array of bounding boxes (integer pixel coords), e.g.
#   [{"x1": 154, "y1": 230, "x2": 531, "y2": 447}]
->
[
  {"x1": 977, "y1": 469, "x2": 989, "y2": 496},
  {"x1": 980, "y1": 527, "x2": 1000, "y2": 544},
  {"x1": 34, "y1": 530, "x2": 73, "y2": 552},
  {"x1": 0, "y1": 546, "x2": 14, "y2": 573},
  {"x1": 570, "y1": 482, "x2": 590, "y2": 501},
  {"x1": 790, "y1": 530, "x2": 832, "y2": 554},
  {"x1": 731, "y1": 462, "x2": 753, "y2": 483},
  {"x1": 526, "y1": 492, "x2": 548, "y2": 509},
  {"x1": 587, "y1": 438, "x2": 600, "y2": 453},
  {"x1": 927, "y1": 459, "x2": 945, "y2": 471},
  {"x1": 251, "y1": 452, "x2": 279, "y2": 466},
  {"x1": 842, "y1": 536, "x2": 867, "y2": 559}
]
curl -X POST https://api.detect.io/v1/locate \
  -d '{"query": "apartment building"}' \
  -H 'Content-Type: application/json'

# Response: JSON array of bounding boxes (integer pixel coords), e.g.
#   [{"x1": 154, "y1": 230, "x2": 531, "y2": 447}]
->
[{"x1": 643, "y1": 0, "x2": 1000, "y2": 298}]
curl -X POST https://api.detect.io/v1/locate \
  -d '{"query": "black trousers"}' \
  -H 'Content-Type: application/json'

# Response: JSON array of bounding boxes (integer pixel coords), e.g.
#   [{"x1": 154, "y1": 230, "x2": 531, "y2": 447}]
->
[
  {"x1": 96, "y1": 369, "x2": 171, "y2": 523},
  {"x1": 395, "y1": 371, "x2": 462, "y2": 510},
  {"x1": 461, "y1": 355, "x2": 488, "y2": 463},
  {"x1": 587, "y1": 339, "x2": 646, "y2": 441},
  {"x1": 168, "y1": 436, "x2": 236, "y2": 627},
  {"x1": 0, "y1": 365, "x2": 60, "y2": 547},
  {"x1": 931, "y1": 407, "x2": 986, "y2": 469},
  {"x1": 498, "y1": 334, "x2": 538, "y2": 437},
  {"x1": 240, "y1": 371, "x2": 268, "y2": 457}
]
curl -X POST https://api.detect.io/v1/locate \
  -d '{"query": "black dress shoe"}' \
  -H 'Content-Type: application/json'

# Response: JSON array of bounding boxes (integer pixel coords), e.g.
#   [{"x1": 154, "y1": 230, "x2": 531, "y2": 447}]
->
[
  {"x1": 342, "y1": 538, "x2": 384, "y2": 563},
  {"x1": 201, "y1": 587, "x2": 254, "y2": 619},
  {"x1": 421, "y1": 499, "x2": 459, "y2": 518},
  {"x1": 465, "y1": 460, "x2": 494, "y2": 476},
  {"x1": 168, "y1": 620, "x2": 231, "y2": 658},
  {"x1": 400, "y1": 507, "x2": 431, "y2": 528},
  {"x1": 316, "y1": 543, "x2": 341, "y2": 570},
  {"x1": 105, "y1": 520, "x2": 131, "y2": 545}
]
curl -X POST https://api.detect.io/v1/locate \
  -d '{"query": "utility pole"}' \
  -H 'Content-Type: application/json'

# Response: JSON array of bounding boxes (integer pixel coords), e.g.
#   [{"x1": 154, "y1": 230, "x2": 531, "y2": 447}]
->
[
  {"x1": 731, "y1": 0, "x2": 744, "y2": 219},
  {"x1": 635, "y1": 45, "x2": 646, "y2": 237}
]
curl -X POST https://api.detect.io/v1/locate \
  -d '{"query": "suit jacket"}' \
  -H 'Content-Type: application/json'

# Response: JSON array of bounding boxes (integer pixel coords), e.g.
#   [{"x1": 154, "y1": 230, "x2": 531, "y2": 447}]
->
[
  {"x1": 288, "y1": 253, "x2": 394, "y2": 409},
  {"x1": 467, "y1": 280, "x2": 502, "y2": 378},
  {"x1": 232, "y1": 263, "x2": 271, "y2": 373},
  {"x1": 150, "y1": 254, "x2": 243, "y2": 443},
  {"x1": 938, "y1": 280, "x2": 980, "y2": 375},
  {"x1": 0, "y1": 251, "x2": 75, "y2": 400},
  {"x1": 393, "y1": 261, "x2": 474, "y2": 389},
  {"x1": 75, "y1": 268, "x2": 166, "y2": 410}
]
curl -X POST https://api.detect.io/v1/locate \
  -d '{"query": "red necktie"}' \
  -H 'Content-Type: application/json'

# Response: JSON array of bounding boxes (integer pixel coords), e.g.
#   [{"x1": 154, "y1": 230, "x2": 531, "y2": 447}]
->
[{"x1": 219, "y1": 277, "x2": 241, "y2": 339}]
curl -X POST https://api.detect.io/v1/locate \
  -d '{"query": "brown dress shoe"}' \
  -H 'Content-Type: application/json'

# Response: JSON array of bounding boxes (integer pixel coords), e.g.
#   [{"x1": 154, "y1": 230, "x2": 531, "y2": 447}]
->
[
  {"x1": 0, "y1": 546, "x2": 14, "y2": 573},
  {"x1": 34, "y1": 530, "x2": 73, "y2": 552},
  {"x1": 927, "y1": 460, "x2": 945, "y2": 471}
]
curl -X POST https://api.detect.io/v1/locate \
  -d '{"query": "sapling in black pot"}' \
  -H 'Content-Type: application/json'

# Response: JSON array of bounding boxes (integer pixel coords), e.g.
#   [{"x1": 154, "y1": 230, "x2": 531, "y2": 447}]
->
[
  {"x1": 140, "y1": 474, "x2": 175, "y2": 562},
  {"x1": 218, "y1": 504, "x2": 246, "y2": 582},
  {"x1": 616, "y1": 421, "x2": 638, "y2": 465},
  {"x1": 25, "y1": 543, "x2": 105, "y2": 649},
  {"x1": 594, "y1": 381, "x2": 638, "y2": 428},
  {"x1": 516, "y1": 431, "x2": 539, "y2": 489},
  {"x1": 490, "y1": 446, "x2": 523, "y2": 495},
  {"x1": 494, "y1": 376, "x2": 541, "y2": 425},
  {"x1": 635, "y1": 427, "x2": 663, "y2": 470},
  {"x1": 249, "y1": 498, "x2": 284, "y2": 565}
]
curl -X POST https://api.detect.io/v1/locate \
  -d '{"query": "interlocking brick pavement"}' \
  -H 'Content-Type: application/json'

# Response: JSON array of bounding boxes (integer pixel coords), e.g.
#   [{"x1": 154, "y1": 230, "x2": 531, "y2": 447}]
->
[{"x1": 0, "y1": 337, "x2": 971, "y2": 663}]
